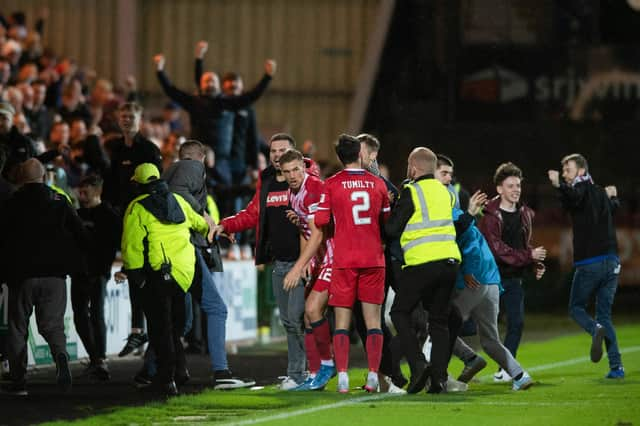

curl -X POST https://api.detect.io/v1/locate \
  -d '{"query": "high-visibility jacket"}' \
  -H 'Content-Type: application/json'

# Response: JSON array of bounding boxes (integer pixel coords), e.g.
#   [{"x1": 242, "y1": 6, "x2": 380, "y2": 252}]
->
[
  {"x1": 400, "y1": 178, "x2": 461, "y2": 266},
  {"x1": 122, "y1": 192, "x2": 209, "y2": 292}
]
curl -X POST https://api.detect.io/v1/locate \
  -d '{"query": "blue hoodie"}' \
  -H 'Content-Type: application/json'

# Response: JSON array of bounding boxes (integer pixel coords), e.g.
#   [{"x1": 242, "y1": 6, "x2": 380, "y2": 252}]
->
[{"x1": 453, "y1": 208, "x2": 502, "y2": 292}]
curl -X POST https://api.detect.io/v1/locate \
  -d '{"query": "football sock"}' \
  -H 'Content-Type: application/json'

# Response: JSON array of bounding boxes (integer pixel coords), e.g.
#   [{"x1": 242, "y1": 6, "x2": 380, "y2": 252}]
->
[
  {"x1": 333, "y1": 329, "x2": 350, "y2": 373},
  {"x1": 366, "y1": 329, "x2": 384, "y2": 373},
  {"x1": 311, "y1": 318, "x2": 333, "y2": 363},
  {"x1": 305, "y1": 328, "x2": 320, "y2": 374}
]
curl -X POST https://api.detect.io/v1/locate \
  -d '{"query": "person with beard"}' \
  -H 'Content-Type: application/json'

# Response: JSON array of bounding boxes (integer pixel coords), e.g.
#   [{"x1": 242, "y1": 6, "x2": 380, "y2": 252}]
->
[
  {"x1": 154, "y1": 49, "x2": 275, "y2": 186},
  {"x1": 117, "y1": 163, "x2": 213, "y2": 396}
]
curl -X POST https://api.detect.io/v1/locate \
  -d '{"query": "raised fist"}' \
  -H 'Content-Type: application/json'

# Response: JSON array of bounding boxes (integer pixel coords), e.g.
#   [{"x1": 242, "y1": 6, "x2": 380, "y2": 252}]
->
[
  {"x1": 195, "y1": 41, "x2": 209, "y2": 59},
  {"x1": 265, "y1": 59, "x2": 277, "y2": 76},
  {"x1": 153, "y1": 54, "x2": 166, "y2": 71}
]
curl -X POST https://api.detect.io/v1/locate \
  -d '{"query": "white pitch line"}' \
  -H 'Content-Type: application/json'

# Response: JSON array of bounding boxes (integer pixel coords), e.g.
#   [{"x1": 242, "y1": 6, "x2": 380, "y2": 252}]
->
[
  {"x1": 225, "y1": 393, "x2": 396, "y2": 426},
  {"x1": 224, "y1": 344, "x2": 640, "y2": 425},
  {"x1": 479, "y1": 345, "x2": 640, "y2": 381}
]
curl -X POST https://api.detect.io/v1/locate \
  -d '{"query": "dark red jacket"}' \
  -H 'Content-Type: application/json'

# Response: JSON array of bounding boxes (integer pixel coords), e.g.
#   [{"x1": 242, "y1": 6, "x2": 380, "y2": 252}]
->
[
  {"x1": 478, "y1": 196, "x2": 535, "y2": 268},
  {"x1": 220, "y1": 158, "x2": 319, "y2": 265}
]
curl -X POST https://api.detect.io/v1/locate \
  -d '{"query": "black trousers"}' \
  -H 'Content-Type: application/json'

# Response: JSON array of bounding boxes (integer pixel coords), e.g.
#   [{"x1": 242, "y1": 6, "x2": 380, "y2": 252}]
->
[
  {"x1": 390, "y1": 259, "x2": 459, "y2": 385},
  {"x1": 8, "y1": 277, "x2": 68, "y2": 383},
  {"x1": 128, "y1": 274, "x2": 146, "y2": 330},
  {"x1": 140, "y1": 276, "x2": 186, "y2": 384},
  {"x1": 71, "y1": 275, "x2": 107, "y2": 361}
]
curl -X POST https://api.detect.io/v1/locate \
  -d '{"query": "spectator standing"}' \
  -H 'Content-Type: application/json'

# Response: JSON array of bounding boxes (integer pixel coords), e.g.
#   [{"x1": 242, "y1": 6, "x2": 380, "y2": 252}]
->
[
  {"x1": 0, "y1": 101, "x2": 34, "y2": 184},
  {"x1": 72, "y1": 175, "x2": 121, "y2": 381},
  {"x1": 162, "y1": 140, "x2": 255, "y2": 389},
  {"x1": 0, "y1": 159, "x2": 87, "y2": 395},
  {"x1": 548, "y1": 154, "x2": 624, "y2": 379},
  {"x1": 154, "y1": 49, "x2": 275, "y2": 186},
  {"x1": 215, "y1": 133, "x2": 305, "y2": 389},
  {"x1": 102, "y1": 102, "x2": 162, "y2": 358},
  {"x1": 479, "y1": 162, "x2": 546, "y2": 383},
  {"x1": 118, "y1": 163, "x2": 211, "y2": 396}
]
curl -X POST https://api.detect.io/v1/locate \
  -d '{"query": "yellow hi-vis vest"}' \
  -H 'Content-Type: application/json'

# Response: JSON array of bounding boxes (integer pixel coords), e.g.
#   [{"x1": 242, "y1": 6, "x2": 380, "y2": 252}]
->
[{"x1": 400, "y1": 179, "x2": 461, "y2": 266}]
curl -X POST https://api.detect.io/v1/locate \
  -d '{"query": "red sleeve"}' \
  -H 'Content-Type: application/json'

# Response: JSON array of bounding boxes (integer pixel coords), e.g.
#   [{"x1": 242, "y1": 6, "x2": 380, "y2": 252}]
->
[
  {"x1": 314, "y1": 184, "x2": 331, "y2": 227},
  {"x1": 221, "y1": 173, "x2": 262, "y2": 233},
  {"x1": 478, "y1": 213, "x2": 533, "y2": 267}
]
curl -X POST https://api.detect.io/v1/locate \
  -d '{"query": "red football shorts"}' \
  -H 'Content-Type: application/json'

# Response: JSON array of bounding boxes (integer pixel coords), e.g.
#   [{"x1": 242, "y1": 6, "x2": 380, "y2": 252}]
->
[
  {"x1": 310, "y1": 266, "x2": 332, "y2": 293},
  {"x1": 329, "y1": 267, "x2": 385, "y2": 308}
]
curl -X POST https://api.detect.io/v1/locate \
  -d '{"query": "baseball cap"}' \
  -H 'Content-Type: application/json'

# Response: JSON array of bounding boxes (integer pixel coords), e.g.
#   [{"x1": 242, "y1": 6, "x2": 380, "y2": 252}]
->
[
  {"x1": 0, "y1": 102, "x2": 15, "y2": 119},
  {"x1": 131, "y1": 163, "x2": 160, "y2": 184}
]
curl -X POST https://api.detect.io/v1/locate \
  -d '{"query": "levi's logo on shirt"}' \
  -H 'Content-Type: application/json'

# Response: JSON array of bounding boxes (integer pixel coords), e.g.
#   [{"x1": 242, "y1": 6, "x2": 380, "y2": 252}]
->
[{"x1": 266, "y1": 191, "x2": 289, "y2": 207}]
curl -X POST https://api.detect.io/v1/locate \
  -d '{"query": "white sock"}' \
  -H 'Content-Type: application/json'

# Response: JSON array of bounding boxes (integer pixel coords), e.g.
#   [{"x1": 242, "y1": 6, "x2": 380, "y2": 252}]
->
[{"x1": 321, "y1": 359, "x2": 335, "y2": 367}]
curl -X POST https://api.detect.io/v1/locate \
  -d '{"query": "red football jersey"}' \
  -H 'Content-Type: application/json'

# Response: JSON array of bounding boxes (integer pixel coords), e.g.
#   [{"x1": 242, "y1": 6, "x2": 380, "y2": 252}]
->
[
  {"x1": 315, "y1": 168, "x2": 390, "y2": 268},
  {"x1": 289, "y1": 173, "x2": 334, "y2": 268}
]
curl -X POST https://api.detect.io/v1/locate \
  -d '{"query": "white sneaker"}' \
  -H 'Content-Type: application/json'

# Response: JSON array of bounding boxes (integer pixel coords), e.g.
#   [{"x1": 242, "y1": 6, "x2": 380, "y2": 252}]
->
[
  {"x1": 512, "y1": 372, "x2": 533, "y2": 391},
  {"x1": 240, "y1": 244, "x2": 253, "y2": 260},
  {"x1": 227, "y1": 243, "x2": 241, "y2": 260},
  {"x1": 383, "y1": 375, "x2": 407, "y2": 394},
  {"x1": 364, "y1": 372, "x2": 379, "y2": 393},
  {"x1": 278, "y1": 376, "x2": 300, "y2": 390},
  {"x1": 446, "y1": 375, "x2": 468, "y2": 392},
  {"x1": 337, "y1": 372, "x2": 349, "y2": 393},
  {"x1": 493, "y1": 368, "x2": 512, "y2": 383}
]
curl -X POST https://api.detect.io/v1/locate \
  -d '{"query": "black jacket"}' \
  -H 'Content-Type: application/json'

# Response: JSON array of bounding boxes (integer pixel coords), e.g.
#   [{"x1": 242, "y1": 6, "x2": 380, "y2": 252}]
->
[
  {"x1": 0, "y1": 183, "x2": 88, "y2": 283},
  {"x1": 157, "y1": 68, "x2": 271, "y2": 160},
  {"x1": 556, "y1": 180, "x2": 619, "y2": 263},
  {"x1": 103, "y1": 133, "x2": 163, "y2": 212},
  {"x1": 0, "y1": 126, "x2": 35, "y2": 182},
  {"x1": 77, "y1": 202, "x2": 121, "y2": 278}
]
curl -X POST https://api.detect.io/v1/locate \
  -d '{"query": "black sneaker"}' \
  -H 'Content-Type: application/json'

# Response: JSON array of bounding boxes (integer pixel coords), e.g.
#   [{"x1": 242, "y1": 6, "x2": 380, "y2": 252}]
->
[
  {"x1": 407, "y1": 364, "x2": 431, "y2": 394},
  {"x1": 161, "y1": 381, "x2": 178, "y2": 397},
  {"x1": 56, "y1": 353, "x2": 72, "y2": 393},
  {"x1": 1, "y1": 381, "x2": 28, "y2": 396},
  {"x1": 90, "y1": 360, "x2": 111, "y2": 381},
  {"x1": 213, "y1": 369, "x2": 256, "y2": 390},
  {"x1": 119, "y1": 332, "x2": 148, "y2": 357},
  {"x1": 427, "y1": 380, "x2": 447, "y2": 394},
  {"x1": 134, "y1": 370, "x2": 154, "y2": 388},
  {"x1": 175, "y1": 369, "x2": 190, "y2": 386}
]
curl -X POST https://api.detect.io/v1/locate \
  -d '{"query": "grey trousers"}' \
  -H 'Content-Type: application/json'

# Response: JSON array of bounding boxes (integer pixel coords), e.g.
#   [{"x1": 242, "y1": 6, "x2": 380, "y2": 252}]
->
[
  {"x1": 452, "y1": 285, "x2": 524, "y2": 378},
  {"x1": 272, "y1": 260, "x2": 306, "y2": 383},
  {"x1": 8, "y1": 277, "x2": 68, "y2": 383}
]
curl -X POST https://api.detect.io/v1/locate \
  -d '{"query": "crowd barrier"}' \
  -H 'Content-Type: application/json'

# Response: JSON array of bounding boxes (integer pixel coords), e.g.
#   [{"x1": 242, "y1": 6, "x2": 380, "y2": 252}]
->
[{"x1": 0, "y1": 261, "x2": 257, "y2": 366}]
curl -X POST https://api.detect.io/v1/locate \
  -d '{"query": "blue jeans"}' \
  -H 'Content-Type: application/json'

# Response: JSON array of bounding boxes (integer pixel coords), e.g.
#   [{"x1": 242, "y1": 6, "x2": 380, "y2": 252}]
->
[
  {"x1": 499, "y1": 278, "x2": 524, "y2": 358},
  {"x1": 569, "y1": 258, "x2": 622, "y2": 369},
  {"x1": 197, "y1": 250, "x2": 229, "y2": 372}
]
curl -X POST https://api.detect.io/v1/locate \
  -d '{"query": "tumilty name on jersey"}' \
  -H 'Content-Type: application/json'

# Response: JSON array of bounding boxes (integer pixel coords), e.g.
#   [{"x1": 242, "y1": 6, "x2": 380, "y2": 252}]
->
[{"x1": 341, "y1": 180, "x2": 375, "y2": 190}]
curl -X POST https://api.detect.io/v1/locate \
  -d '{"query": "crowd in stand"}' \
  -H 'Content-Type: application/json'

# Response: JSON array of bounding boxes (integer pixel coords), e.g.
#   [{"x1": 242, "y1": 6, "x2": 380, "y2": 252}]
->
[{"x1": 0, "y1": 9, "x2": 625, "y2": 399}]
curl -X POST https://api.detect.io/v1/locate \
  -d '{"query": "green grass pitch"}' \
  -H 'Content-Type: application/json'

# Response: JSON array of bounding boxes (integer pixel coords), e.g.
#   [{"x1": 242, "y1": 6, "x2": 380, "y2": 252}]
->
[{"x1": 45, "y1": 323, "x2": 640, "y2": 425}]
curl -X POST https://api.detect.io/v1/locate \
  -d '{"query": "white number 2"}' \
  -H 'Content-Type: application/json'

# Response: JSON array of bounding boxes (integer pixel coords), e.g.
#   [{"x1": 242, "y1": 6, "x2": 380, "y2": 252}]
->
[{"x1": 351, "y1": 191, "x2": 371, "y2": 225}]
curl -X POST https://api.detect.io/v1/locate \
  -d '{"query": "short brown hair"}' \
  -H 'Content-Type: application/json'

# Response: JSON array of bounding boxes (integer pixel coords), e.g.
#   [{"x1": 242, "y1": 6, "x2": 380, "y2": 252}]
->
[
  {"x1": 79, "y1": 174, "x2": 103, "y2": 188},
  {"x1": 494, "y1": 162, "x2": 523, "y2": 186},
  {"x1": 436, "y1": 154, "x2": 454, "y2": 169},
  {"x1": 561, "y1": 153, "x2": 589, "y2": 173},
  {"x1": 356, "y1": 133, "x2": 380, "y2": 152},
  {"x1": 179, "y1": 139, "x2": 206, "y2": 160},
  {"x1": 269, "y1": 133, "x2": 296, "y2": 148},
  {"x1": 279, "y1": 149, "x2": 304, "y2": 166},
  {"x1": 118, "y1": 102, "x2": 143, "y2": 115}
]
